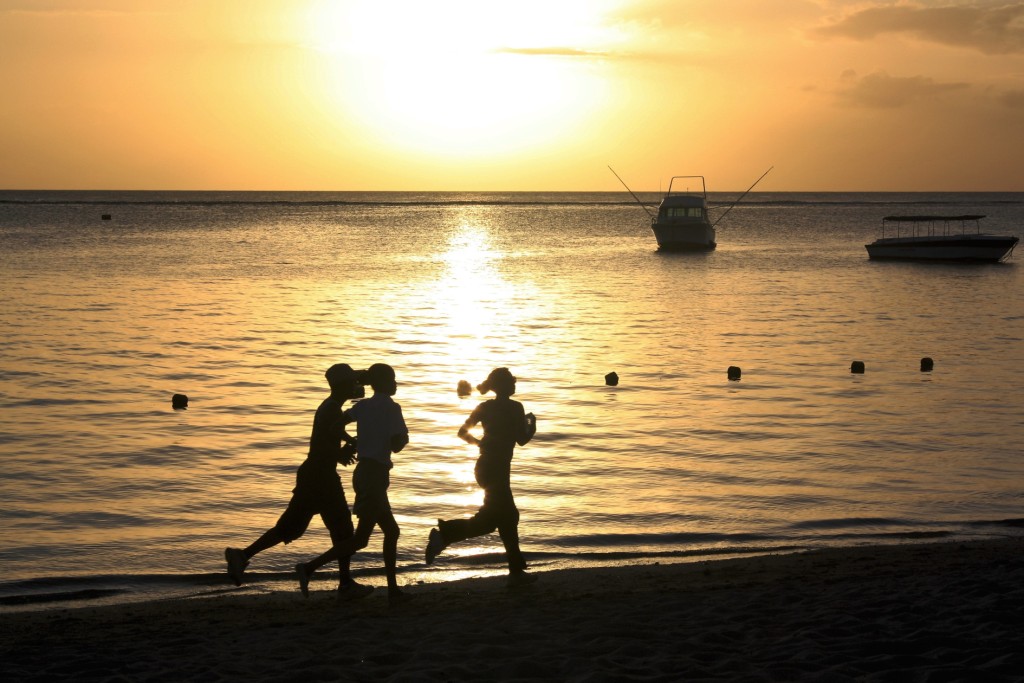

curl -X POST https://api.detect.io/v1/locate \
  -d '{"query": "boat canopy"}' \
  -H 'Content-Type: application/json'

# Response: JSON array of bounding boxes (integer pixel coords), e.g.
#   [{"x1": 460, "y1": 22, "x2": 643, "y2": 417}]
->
[
  {"x1": 878, "y1": 214, "x2": 988, "y2": 239},
  {"x1": 665, "y1": 175, "x2": 707, "y2": 198},
  {"x1": 883, "y1": 215, "x2": 986, "y2": 222}
]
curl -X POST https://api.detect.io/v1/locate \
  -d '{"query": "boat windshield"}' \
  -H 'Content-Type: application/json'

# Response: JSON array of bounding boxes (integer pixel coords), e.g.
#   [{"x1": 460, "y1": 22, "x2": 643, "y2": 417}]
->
[{"x1": 665, "y1": 207, "x2": 706, "y2": 219}]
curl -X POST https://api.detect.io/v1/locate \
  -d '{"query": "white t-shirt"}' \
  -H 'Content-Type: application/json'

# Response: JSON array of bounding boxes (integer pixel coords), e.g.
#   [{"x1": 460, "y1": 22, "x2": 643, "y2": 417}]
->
[{"x1": 345, "y1": 393, "x2": 408, "y2": 468}]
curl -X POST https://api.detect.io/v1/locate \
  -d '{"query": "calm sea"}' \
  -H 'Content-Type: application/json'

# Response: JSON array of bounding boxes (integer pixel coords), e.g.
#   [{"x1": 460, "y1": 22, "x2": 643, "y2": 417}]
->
[{"x1": 1, "y1": 190, "x2": 1022, "y2": 611}]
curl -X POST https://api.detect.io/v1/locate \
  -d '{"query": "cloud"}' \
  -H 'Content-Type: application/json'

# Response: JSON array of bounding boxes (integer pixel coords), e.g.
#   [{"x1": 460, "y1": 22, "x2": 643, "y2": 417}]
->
[
  {"x1": 0, "y1": 0, "x2": 143, "y2": 15},
  {"x1": 614, "y1": 0, "x2": 821, "y2": 31},
  {"x1": 817, "y1": 3, "x2": 1024, "y2": 55},
  {"x1": 496, "y1": 47, "x2": 610, "y2": 58},
  {"x1": 837, "y1": 70, "x2": 970, "y2": 108},
  {"x1": 1000, "y1": 89, "x2": 1024, "y2": 107}
]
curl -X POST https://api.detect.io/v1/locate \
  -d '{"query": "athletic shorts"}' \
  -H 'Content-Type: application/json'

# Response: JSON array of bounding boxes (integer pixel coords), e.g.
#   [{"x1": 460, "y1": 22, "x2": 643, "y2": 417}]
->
[
  {"x1": 273, "y1": 465, "x2": 353, "y2": 543},
  {"x1": 351, "y1": 458, "x2": 391, "y2": 519}
]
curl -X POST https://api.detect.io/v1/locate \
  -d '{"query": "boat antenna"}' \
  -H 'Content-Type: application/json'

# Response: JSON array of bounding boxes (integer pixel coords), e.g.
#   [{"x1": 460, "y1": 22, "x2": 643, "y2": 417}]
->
[
  {"x1": 712, "y1": 166, "x2": 773, "y2": 227},
  {"x1": 608, "y1": 166, "x2": 654, "y2": 219}
]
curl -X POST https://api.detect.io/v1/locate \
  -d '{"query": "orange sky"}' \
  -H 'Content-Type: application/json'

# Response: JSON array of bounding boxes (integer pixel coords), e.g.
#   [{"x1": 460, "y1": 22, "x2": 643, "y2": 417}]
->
[{"x1": 2, "y1": 1, "x2": 1023, "y2": 191}]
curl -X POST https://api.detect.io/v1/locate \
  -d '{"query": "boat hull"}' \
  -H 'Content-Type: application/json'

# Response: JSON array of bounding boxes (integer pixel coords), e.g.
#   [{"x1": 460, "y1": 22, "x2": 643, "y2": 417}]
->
[
  {"x1": 865, "y1": 235, "x2": 1018, "y2": 262},
  {"x1": 651, "y1": 222, "x2": 716, "y2": 251}
]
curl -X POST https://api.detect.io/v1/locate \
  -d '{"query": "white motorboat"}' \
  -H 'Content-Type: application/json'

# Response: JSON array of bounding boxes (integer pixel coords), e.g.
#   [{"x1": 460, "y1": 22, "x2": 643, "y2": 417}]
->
[
  {"x1": 608, "y1": 166, "x2": 772, "y2": 252},
  {"x1": 865, "y1": 215, "x2": 1018, "y2": 262},
  {"x1": 650, "y1": 176, "x2": 716, "y2": 251}
]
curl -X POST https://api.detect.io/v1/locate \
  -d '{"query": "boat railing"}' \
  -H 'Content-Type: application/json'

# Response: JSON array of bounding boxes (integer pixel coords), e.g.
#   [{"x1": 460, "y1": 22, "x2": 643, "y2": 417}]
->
[
  {"x1": 880, "y1": 215, "x2": 986, "y2": 239},
  {"x1": 665, "y1": 176, "x2": 707, "y2": 199}
]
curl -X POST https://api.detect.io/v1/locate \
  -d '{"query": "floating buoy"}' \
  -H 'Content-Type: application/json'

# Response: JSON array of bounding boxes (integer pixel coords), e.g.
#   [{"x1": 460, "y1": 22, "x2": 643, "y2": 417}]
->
[
  {"x1": 851, "y1": 361, "x2": 865, "y2": 374},
  {"x1": 101, "y1": 214, "x2": 112, "y2": 220},
  {"x1": 456, "y1": 380, "x2": 472, "y2": 396},
  {"x1": 604, "y1": 372, "x2": 619, "y2": 386},
  {"x1": 727, "y1": 366, "x2": 741, "y2": 381},
  {"x1": 171, "y1": 393, "x2": 188, "y2": 409},
  {"x1": 920, "y1": 357, "x2": 934, "y2": 372}
]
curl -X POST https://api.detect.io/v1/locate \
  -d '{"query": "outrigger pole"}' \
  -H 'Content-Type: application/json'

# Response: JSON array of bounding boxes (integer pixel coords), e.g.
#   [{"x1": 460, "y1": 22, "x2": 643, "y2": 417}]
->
[
  {"x1": 712, "y1": 166, "x2": 773, "y2": 227},
  {"x1": 608, "y1": 166, "x2": 654, "y2": 220}
]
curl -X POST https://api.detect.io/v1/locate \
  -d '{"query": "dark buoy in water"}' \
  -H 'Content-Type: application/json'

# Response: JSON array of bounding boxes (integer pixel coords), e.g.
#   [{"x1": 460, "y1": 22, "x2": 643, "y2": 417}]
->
[
  {"x1": 920, "y1": 357, "x2": 934, "y2": 372},
  {"x1": 101, "y1": 214, "x2": 112, "y2": 220},
  {"x1": 851, "y1": 361, "x2": 865, "y2": 374},
  {"x1": 456, "y1": 380, "x2": 472, "y2": 396},
  {"x1": 604, "y1": 372, "x2": 619, "y2": 386},
  {"x1": 727, "y1": 366, "x2": 741, "y2": 381},
  {"x1": 172, "y1": 393, "x2": 188, "y2": 410}
]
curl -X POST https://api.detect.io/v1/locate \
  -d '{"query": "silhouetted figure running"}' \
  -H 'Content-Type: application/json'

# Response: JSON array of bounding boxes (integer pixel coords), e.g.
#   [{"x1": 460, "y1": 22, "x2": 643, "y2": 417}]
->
[
  {"x1": 425, "y1": 367, "x2": 537, "y2": 586},
  {"x1": 296, "y1": 363, "x2": 410, "y2": 602},
  {"x1": 223, "y1": 364, "x2": 372, "y2": 600}
]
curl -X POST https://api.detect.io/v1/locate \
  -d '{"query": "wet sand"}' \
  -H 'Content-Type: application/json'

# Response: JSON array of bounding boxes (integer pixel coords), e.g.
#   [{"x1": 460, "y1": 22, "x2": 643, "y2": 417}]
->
[{"x1": 2, "y1": 538, "x2": 1022, "y2": 681}]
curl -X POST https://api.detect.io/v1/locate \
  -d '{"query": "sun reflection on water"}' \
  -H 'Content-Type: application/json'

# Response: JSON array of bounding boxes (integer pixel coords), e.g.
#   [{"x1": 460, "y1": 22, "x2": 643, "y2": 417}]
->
[
  {"x1": 379, "y1": 213, "x2": 562, "y2": 525},
  {"x1": 435, "y1": 219, "x2": 514, "y2": 365}
]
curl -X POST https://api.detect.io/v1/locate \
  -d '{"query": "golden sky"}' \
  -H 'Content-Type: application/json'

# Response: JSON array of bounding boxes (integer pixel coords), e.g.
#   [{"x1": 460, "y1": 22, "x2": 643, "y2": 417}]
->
[{"x1": 2, "y1": 0, "x2": 1023, "y2": 191}]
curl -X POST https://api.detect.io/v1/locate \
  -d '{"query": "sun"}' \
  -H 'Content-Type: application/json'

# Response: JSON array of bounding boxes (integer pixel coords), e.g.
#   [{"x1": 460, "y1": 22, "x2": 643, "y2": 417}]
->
[{"x1": 302, "y1": 0, "x2": 617, "y2": 159}]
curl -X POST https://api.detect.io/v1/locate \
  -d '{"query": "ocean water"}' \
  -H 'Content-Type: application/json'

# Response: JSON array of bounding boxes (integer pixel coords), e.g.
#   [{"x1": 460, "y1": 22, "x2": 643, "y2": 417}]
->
[{"x1": 1, "y1": 190, "x2": 1022, "y2": 611}]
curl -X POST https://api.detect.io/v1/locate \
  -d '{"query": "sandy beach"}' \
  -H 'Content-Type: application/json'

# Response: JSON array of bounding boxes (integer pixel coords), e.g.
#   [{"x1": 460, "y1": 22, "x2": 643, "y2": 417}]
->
[{"x1": 2, "y1": 538, "x2": 1022, "y2": 681}]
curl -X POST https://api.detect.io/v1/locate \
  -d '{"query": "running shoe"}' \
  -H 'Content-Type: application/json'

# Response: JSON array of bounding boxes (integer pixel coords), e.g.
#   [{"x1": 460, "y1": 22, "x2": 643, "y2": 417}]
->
[
  {"x1": 296, "y1": 562, "x2": 313, "y2": 598},
  {"x1": 224, "y1": 547, "x2": 248, "y2": 586},
  {"x1": 425, "y1": 527, "x2": 447, "y2": 565}
]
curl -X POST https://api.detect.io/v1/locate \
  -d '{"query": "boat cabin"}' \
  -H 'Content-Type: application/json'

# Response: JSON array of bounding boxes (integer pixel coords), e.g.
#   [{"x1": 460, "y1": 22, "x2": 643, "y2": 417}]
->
[
  {"x1": 655, "y1": 176, "x2": 709, "y2": 225},
  {"x1": 657, "y1": 195, "x2": 707, "y2": 222}
]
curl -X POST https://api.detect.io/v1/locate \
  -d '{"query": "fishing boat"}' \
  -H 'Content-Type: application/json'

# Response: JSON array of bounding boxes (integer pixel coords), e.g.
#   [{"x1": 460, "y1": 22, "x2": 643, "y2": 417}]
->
[
  {"x1": 865, "y1": 215, "x2": 1018, "y2": 262},
  {"x1": 650, "y1": 176, "x2": 716, "y2": 251},
  {"x1": 608, "y1": 166, "x2": 772, "y2": 252}
]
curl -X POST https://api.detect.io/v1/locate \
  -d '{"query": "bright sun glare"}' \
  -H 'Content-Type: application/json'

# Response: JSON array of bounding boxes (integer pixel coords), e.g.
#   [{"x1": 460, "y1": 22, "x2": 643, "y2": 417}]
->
[{"x1": 303, "y1": 1, "x2": 616, "y2": 158}]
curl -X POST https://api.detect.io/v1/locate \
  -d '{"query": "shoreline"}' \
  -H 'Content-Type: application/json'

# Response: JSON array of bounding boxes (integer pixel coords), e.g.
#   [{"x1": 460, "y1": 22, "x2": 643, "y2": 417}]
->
[{"x1": 2, "y1": 538, "x2": 1022, "y2": 681}]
